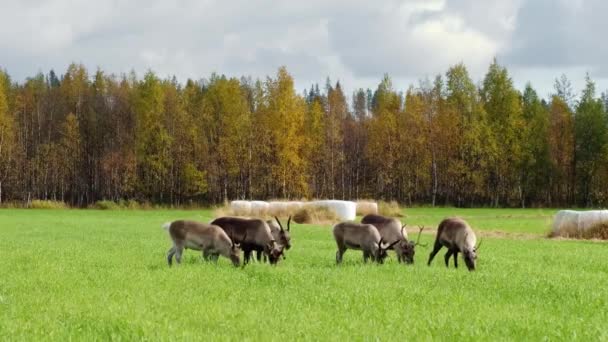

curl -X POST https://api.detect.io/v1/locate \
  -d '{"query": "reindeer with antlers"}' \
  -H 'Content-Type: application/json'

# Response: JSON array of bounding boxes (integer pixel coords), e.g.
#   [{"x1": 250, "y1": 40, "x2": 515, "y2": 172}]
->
[
  {"x1": 252, "y1": 216, "x2": 292, "y2": 262},
  {"x1": 162, "y1": 220, "x2": 243, "y2": 267},
  {"x1": 333, "y1": 221, "x2": 400, "y2": 264},
  {"x1": 427, "y1": 217, "x2": 481, "y2": 271},
  {"x1": 361, "y1": 214, "x2": 424, "y2": 264}
]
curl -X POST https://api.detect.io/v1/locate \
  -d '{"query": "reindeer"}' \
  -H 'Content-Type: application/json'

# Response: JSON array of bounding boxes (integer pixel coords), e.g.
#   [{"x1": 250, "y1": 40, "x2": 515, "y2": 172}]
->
[
  {"x1": 210, "y1": 216, "x2": 284, "y2": 265},
  {"x1": 333, "y1": 222, "x2": 400, "y2": 264},
  {"x1": 361, "y1": 214, "x2": 424, "y2": 264},
  {"x1": 162, "y1": 220, "x2": 242, "y2": 267},
  {"x1": 253, "y1": 216, "x2": 292, "y2": 262},
  {"x1": 427, "y1": 217, "x2": 481, "y2": 271}
]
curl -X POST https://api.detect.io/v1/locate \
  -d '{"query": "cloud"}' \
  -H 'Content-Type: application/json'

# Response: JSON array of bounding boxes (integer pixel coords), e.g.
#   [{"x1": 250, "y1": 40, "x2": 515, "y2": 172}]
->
[{"x1": 0, "y1": 0, "x2": 606, "y2": 97}]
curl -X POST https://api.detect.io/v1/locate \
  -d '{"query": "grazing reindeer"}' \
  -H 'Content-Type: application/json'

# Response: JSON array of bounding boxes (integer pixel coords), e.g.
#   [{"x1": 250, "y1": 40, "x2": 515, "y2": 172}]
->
[
  {"x1": 211, "y1": 216, "x2": 284, "y2": 265},
  {"x1": 333, "y1": 222, "x2": 400, "y2": 264},
  {"x1": 162, "y1": 220, "x2": 242, "y2": 267},
  {"x1": 427, "y1": 217, "x2": 481, "y2": 271},
  {"x1": 361, "y1": 214, "x2": 425, "y2": 264},
  {"x1": 255, "y1": 216, "x2": 292, "y2": 262}
]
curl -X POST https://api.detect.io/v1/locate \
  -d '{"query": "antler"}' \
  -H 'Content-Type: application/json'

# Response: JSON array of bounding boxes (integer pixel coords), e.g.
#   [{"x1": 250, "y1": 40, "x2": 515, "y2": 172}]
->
[
  {"x1": 475, "y1": 238, "x2": 482, "y2": 251},
  {"x1": 386, "y1": 239, "x2": 400, "y2": 250},
  {"x1": 415, "y1": 225, "x2": 428, "y2": 247},
  {"x1": 274, "y1": 216, "x2": 285, "y2": 231}
]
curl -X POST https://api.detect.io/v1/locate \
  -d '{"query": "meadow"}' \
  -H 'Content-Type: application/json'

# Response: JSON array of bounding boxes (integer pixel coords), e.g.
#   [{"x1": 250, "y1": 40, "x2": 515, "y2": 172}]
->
[{"x1": 1, "y1": 208, "x2": 607, "y2": 340}]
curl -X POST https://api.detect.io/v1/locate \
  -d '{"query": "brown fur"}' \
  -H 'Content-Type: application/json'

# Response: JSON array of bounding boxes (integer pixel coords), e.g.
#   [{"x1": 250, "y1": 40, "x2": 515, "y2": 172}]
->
[
  {"x1": 427, "y1": 217, "x2": 478, "y2": 271},
  {"x1": 333, "y1": 221, "x2": 399, "y2": 264},
  {"x1": 164, "y1": 220, "x2": 241, "y2": 267},
  {"x1": 210, "y1": 216, "x2": 284, "y2": 265},
  {"x1": 361, "y1": 214, "x2": 416, "y2": 264},
  {"x1": 255, "y1": 216, "x2": 292, "y2": 262}
]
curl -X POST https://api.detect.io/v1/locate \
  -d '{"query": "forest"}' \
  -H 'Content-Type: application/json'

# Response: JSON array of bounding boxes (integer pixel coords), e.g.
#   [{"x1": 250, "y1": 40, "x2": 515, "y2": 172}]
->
[{"x1": 0, "y1": 60, "x2": 607, "y2": 207}]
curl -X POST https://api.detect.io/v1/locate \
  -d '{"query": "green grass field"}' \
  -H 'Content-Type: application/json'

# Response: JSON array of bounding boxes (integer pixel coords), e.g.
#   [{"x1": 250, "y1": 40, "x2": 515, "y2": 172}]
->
[{"x1": 1, "y1": 208, "x2": 607, "y2": 340}]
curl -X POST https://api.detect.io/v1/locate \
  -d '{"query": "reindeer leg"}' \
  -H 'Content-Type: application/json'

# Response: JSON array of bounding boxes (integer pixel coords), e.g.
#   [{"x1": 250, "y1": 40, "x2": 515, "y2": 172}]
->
[
  {"x1": 362, "y1": 251, "x2": 368, "y2": 263},
  {"x1": 202, "y1": 249, "x2": 211, "y2": 261},
  {"x1": 167, "y1": 246, "x2": 176, "y2": 266},
  {"x1": 174, "y1": 244, "x2": 184, "y2": 265},
  {"x1": 243, "y1": 249, "x2": 252, "y2": 265},
  {"x1": 256, "y1": 250, "x2": 262, "y2": 262},
  {"x1": 444, "y1": 249, "x2": 454, "y2": 268},
  {"x1": 453, "y1": 250, "x2": 459, "y2": 268},
  {"x1": 336, "y1": 248, "x2": 345, "y2": 264},
  {"x1": 211, "y1": 253, "x2": 220, "y2": 263},
  {"x1": 427, "y1": 240, "x2": 442, "y2": 266}
]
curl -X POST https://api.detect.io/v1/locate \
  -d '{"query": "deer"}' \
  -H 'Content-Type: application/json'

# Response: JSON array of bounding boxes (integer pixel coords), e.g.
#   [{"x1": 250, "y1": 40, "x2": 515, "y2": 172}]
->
[
  {"x1": 427, "y1": 217, "x2": 481, "y2": 271},
  {"x1": 361, "y1": 214, "x2": 425, "y2": 264},
  {"x1": 253, "y1": 216, "x2": 292, "y2": 262},
  {"x1": 333, "y1": 221, "x2": 400, "y2": 264},
  {"x1": 162, "y1": 220, "x2": 242, "y2": 267},
  {"x1": 210, "y1": 216, "x2": 284, "y2": 265}
]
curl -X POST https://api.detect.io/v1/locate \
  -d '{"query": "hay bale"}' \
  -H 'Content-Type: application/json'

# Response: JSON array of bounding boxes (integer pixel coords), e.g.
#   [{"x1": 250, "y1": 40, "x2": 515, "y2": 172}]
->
[
  {"x1": 268, "y1": 201, "x2": 289, "y2": 217},
  {"x1": 552, "y1": 209, "x2": 608, "y2": 238},
  {"x1": 552, "y1": 210, "x2": 580, "y2": 236},
  {"x1": 356, "y1": 201, "x2": 378, "y2": 216},
  {"x1": 578, "y1": 210, "x2": 608, "y2": 231},
  {"x1": 250, "y1": 201, "x2": 270, "y2": 217},
  {"x1": 292, "y1": 205, "x2": 338, "y2": 224},
  {"x1": 310, "y1": 200, "x2": 356, "y2": 220},
  {"x1": 286, "y1": 201, "x2": 304, "y2": 215},
  {"x1": 230, "y1": 200, "x2": 251, "y2": 216}
]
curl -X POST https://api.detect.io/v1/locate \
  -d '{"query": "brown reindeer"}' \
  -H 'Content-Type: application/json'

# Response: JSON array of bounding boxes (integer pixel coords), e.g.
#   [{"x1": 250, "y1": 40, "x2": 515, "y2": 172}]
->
[
  {"x1": 427, "y1": 217, "x2": 481, "y2": 271},
  {"x1": 361, "y1": 214, "x2": 424, "y2": 264},
  {"x1": 333, "y1": 222, "x2": 400, "y2": 264},
  {"x1": 210, "y1": 216, "x2": 284, "y2": 265},
  {"x1": 163, "y1": 220, "x2": 242, "y2": 267},
  {"x1": 254, "y1": 216, "x2": 292, "y2": 262}
]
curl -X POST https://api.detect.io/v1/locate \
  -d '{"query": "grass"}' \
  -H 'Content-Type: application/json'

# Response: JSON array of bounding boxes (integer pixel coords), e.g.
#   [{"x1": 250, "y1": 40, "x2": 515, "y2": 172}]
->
[{"x1": 0, "y1": 208, "x2": 607, "y2": 340}]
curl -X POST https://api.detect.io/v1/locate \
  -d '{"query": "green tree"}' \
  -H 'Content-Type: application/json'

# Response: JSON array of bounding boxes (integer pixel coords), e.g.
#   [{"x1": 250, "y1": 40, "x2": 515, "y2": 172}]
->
[
  {"x1": 520, "y1": 83, "x2": 550, "y2": 206},
  {"x1": 481, "y1": 59, "x2": 523, "y2": 206},
  {"x1": 574, "y1": 74, "x2": 608, "y2": 205},
  {"x1": 133, "y1": 71, "x2": 172, "y2": 201}
]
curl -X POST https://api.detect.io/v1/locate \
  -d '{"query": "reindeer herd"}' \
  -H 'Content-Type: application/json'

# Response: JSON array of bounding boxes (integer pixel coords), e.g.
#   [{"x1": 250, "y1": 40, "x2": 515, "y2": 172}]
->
[{"x1": 162, "y1": 214, "x2": 482, "y2": 271}]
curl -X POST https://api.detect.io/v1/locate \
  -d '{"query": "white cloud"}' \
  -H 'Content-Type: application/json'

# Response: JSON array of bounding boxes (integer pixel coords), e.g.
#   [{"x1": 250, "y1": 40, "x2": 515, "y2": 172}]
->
[{"x1": 0, "y1": 0, "x2": 606, "y2": 98}]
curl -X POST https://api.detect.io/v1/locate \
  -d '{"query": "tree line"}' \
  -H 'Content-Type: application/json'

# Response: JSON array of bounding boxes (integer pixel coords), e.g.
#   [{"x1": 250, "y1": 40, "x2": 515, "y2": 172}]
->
[{"x1": 1, "y1": 60, "x2": 607, "y2": 207}]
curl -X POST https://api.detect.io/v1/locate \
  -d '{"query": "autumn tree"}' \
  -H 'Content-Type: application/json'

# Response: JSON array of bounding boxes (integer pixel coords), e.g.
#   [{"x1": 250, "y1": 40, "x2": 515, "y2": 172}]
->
[
  {"x1": 0, "y1": 71, "x2": 17, "y2": 203},
  {"x1": 481, "y1": 59, "x2": 523, "y2": 206},
  {"x1": 133, "y1": 71, "x2": 171, "y2": 201},
  {"x1": 263, "y1": 67, "x2": 308, "y2": 198}
]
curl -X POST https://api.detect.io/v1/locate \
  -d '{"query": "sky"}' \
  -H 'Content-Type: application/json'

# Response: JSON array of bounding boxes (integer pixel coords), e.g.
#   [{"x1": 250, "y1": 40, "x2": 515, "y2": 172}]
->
[{"x1": 1, "y1": 0, "x2": 607, "y2": 101}]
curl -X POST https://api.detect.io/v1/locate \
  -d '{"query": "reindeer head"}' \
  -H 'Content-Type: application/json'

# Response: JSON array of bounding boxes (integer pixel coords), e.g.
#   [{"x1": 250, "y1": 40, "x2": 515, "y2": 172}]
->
[
  {"x1": 266, "y1": 241, "x2": 285, "y2": 265},
  {"x1": 463, "y1": 235, "x2": 481, "y2": 271},
  {"x1": 396, "y1": 225, "x2": 426, "y2": 264},
  {"x1": 274, "y1": 216, "x2": 292, "y2": 250},
  {"x1": 375, "y1": 238, "x2": 400, "y2": 264}
]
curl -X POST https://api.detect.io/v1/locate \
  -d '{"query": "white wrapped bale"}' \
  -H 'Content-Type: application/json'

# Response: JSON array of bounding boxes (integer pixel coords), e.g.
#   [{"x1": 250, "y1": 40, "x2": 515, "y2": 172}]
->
[
  {"x1": 250, "y1": 201, "x2": 270, "y2": 217},
  {"x1": 578, "y1": 210, "x2": 608, "y2": 231},
  {"x1": 311, "y1": 200, "x2": 357, "y2": 221},
  {"x1": 552, "y1": 210, "x2": 579, "y2": 234},
  {"x1": 230, "y1": 200, "x2": 251, "y2": 216},
  {"x1": 553, "y1": 209, "x2": 608, "y2": 236},
  {"x1": 268, "y1": 201, "x2": 289, "y2": 217},
  {"x1": 286, "y1": 201, "x2": 304, "y2": 215},
  {"x1": 356, "y1": 201, "x2": 378, "y2": 215}
]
